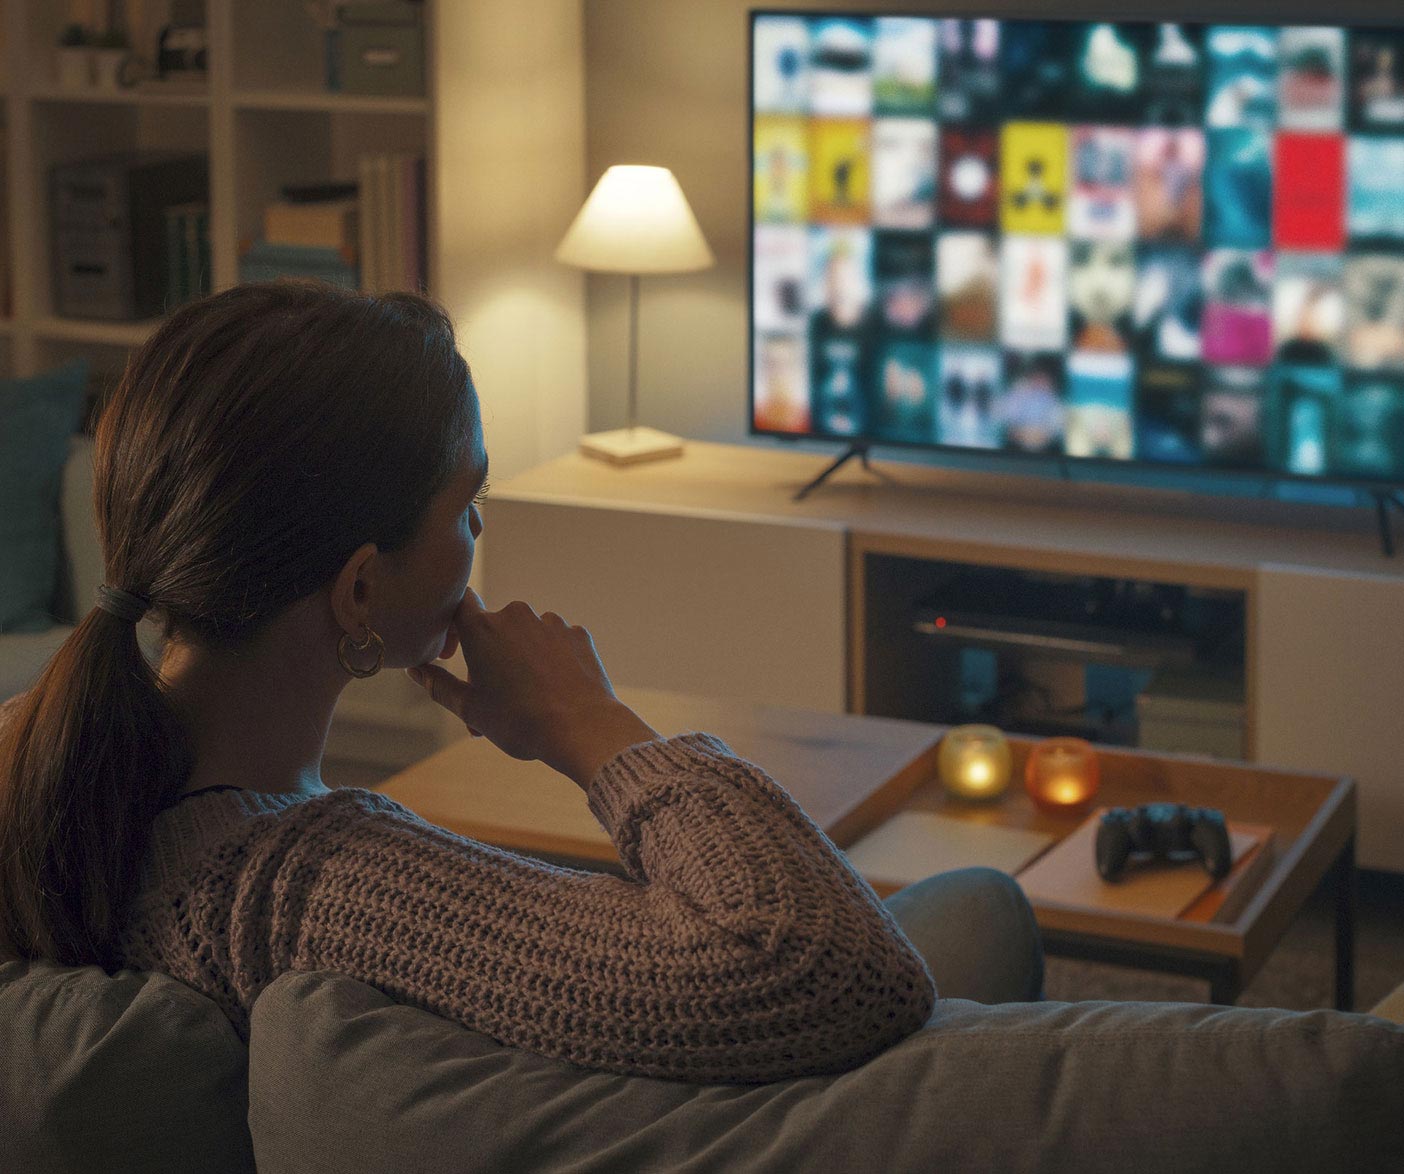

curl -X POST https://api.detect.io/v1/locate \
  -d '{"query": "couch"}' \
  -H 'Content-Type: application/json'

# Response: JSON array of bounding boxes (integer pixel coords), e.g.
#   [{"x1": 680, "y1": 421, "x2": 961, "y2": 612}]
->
[{"x1": 2, "y1": 955, "x2": 1403, "y2": 1173}]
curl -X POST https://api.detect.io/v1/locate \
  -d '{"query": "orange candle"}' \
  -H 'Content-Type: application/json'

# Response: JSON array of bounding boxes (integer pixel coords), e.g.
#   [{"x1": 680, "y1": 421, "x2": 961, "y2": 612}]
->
[{"x1": 1025, "y1": 737, "x2": 1101, "y2": 814}]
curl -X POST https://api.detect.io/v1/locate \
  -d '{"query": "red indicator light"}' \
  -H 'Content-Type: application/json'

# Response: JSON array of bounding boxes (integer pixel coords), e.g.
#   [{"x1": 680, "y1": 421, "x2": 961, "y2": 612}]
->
[{"x1": 936, "y1": 616, "x2": 947, "y2": 629}]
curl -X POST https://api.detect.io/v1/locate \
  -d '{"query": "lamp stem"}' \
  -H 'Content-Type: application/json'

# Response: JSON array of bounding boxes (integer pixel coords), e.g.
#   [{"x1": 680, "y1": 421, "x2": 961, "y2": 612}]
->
[{"x1": 626, "y1": 273, "x2": 640, "y2": 433}]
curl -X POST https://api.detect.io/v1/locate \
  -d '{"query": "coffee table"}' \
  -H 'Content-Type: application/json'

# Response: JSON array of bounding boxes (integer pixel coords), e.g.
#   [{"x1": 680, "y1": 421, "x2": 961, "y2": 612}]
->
[{"x1": 373, "y1": 687, "x2": 1356, "y2": 1010}]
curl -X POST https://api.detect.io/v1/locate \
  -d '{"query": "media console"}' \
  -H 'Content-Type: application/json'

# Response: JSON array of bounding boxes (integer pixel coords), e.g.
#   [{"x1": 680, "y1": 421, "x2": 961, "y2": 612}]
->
[{"x1": 479, "y1": 440, "x2": 1404, "y2": 871}]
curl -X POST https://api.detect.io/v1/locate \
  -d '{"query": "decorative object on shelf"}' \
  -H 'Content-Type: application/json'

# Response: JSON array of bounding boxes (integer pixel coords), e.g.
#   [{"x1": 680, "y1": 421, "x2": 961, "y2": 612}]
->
[
  {"x1": 1025, "y1": 736, "x2": 1101, "y2": 814},
  {"x1": 936, "y1": 724, "x2": 1012, "y2": 801},
  {"x1": 157, "y1": 0, "x2": 208, "y2": 84},
  {"x1": 56, "y1": 24, "x2": 93, "y2": 89},
  {"x1": 315, "y1": 0, "x2": 426, "y2": 97},
  {"x1": 556, "y1": 165, "x2": 714, "y2": 465},
  {"x1": 91, "y1": 26, "x2": 133, "y2": 90}
]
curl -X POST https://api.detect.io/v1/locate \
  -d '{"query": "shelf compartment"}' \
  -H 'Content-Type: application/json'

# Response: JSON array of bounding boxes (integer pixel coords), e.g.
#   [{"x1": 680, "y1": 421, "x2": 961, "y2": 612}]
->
[
  {"x1": 33, "y1": 315, "x2": 161, "y2": 346},
  {"x1": 31, "y1": 86, "x2": 211, "y2": 108},
  {"x1": 232, "y1": 89, "x2": 427, "y2": 116}
]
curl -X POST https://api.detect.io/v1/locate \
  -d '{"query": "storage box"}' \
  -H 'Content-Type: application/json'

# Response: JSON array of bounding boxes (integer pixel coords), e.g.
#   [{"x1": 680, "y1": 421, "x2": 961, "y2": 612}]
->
[{"x1": 336, "y1": 2, "x2": 424, "y2": 97}]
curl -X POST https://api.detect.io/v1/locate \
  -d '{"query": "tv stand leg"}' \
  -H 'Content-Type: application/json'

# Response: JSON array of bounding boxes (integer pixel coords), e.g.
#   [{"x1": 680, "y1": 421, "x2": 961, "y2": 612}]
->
[
  {"x1": 795, "y1": 442, "x2": 870, "y2": 501},
  {"x1": 1371, "y1": 491, "x2": 1403, "y2": 558}
]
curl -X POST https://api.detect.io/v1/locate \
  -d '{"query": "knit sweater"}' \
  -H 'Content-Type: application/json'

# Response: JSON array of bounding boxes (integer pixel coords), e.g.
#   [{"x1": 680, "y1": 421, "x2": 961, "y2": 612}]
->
[{"x1": 117, "y1": 732, "x2": 937, "y2": 1084}]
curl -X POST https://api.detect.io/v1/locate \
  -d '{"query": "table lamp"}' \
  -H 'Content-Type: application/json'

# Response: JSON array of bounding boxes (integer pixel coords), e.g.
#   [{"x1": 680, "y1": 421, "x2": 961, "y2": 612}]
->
[{"x1": 556, "y1": 164, "x2": 715, "y2": 465}]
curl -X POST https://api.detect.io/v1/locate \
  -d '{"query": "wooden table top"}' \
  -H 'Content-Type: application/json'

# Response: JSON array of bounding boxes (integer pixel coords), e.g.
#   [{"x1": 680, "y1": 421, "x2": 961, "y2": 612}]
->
[
  {"x1": 375, "y1": 685, "x2": 944, "y2": 865},
  {"x1": 374, "y1": 689, "x2": 1353, "y2": 981}
]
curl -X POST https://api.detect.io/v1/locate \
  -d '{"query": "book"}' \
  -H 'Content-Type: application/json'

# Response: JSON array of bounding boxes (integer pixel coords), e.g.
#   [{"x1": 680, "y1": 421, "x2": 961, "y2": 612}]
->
[
  {"x1": 1015, "y1": 807, "x2": 1274, "y2": 922},
  {"x1": 357, "y1": 154, "x2": 379, "y2": 293},
  {"x1": 239, "y1": 241, "x2": 358, "y2": 289},
  {"x1": 845, "y1": 811, "x2": 1056, "y2": 895},
  {"x1": 264, "y1": 199, "x2": 360, "y2": 254}
]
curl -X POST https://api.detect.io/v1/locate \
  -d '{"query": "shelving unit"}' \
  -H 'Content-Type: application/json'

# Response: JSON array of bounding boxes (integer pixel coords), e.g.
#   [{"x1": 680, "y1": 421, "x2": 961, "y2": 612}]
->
[{"x1": 0, "y1": 0, "x2": 438, "y2": 389}]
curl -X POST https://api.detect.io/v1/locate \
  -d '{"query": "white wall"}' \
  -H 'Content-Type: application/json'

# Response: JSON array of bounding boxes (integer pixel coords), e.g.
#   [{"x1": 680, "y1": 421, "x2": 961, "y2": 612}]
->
[{"x1": 434, "y1": 0, "x2": 588, "y2": 481}]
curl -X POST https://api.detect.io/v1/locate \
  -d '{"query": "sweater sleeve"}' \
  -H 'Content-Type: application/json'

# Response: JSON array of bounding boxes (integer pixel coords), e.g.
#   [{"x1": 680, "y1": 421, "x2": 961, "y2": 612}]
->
[{"x1": 208, "y1": 733, "x2": 936, "y2": 1083}]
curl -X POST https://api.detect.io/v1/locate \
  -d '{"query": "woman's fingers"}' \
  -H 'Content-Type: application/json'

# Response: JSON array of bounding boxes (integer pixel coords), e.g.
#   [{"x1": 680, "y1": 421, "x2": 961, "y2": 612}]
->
[{"x1": 406, "y1": 662, "x2": 483, "y2": 736}]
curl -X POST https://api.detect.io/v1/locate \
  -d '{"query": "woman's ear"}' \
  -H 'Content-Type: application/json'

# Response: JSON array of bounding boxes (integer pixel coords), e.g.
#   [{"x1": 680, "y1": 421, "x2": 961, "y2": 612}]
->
[{"x1": 330, "y1": 541, "x2": 380, "y2": 635}]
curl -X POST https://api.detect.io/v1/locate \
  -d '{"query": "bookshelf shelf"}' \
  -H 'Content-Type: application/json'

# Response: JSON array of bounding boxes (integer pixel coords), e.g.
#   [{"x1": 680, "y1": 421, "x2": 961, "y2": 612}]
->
[
  {"x1": 231, "y1": 89, "x2": 429, "y2": 116},
  {"x1": 33, "y1": 316, "x2": 160, "y2": 346},
  {"x1": 0, "y1": 0, "x2": 441, "y2": 384},
  {"x1": 30, "y1": 87, "x2": 211, "y2": 108}
]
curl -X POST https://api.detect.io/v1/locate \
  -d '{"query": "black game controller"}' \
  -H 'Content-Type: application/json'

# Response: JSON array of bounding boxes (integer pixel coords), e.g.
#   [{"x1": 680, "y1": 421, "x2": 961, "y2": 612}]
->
[{"x1": 1095, "y1": 803, "x2": 1232, "y2": 882}]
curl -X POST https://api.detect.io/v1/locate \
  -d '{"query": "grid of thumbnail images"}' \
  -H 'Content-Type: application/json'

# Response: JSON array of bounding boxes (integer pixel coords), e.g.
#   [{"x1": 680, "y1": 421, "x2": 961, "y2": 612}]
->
[{"x1": 751, "y1": 16, "x2": 1404, "y2": 481}]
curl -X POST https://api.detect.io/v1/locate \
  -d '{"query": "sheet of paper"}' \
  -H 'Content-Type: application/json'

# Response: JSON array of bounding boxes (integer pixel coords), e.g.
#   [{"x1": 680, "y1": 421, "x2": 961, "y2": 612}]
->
[{"x1": 844, "y1": 811, "x2": 1056, "y2": 884}]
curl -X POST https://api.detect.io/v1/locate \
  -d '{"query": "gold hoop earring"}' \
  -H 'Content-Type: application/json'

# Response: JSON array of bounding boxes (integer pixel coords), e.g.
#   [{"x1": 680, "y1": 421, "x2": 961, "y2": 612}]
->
[{"x1": 337, "y1": 624, "x2": 385, "y2": 679}]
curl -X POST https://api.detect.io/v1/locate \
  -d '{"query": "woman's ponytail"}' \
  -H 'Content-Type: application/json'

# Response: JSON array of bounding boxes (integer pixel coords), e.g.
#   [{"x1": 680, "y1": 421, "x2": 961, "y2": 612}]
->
[{"x1": 0, "y1": 604, "x2": 191, "y2": 968}]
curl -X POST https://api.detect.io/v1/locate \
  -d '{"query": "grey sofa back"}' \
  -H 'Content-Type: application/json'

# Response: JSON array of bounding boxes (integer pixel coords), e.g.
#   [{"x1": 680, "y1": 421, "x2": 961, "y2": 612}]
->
[{"x1": 5, "y1": 958, "x2": 1403, "y2": 1174}]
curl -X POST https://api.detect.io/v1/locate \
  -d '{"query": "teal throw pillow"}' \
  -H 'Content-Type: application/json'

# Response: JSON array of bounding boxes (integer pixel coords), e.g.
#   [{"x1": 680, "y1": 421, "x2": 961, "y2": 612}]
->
[{"x1": 0, "y1": 360, "x2": 90, "y2": 633}]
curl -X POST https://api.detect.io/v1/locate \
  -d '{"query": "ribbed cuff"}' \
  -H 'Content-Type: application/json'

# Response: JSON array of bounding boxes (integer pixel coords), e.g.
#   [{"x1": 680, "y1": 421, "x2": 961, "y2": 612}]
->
[{"x1": 584, "y1": 731, "x2": 736, "y2": 846}]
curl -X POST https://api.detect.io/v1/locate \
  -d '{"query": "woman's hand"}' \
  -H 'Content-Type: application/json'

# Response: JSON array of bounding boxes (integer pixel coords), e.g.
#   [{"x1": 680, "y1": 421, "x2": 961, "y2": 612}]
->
[{"x1": 405, "y1": 589, "x2": 660, "y2": 790}]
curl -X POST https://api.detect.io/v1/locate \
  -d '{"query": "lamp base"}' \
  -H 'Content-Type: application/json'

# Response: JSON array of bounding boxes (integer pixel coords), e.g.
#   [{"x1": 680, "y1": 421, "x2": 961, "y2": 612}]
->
[{"x1": 579, "y1": 426, "x2": 684, "y2": 466}]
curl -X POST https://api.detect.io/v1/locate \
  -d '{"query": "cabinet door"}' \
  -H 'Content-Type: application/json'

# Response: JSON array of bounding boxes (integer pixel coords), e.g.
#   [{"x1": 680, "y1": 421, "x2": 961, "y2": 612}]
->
[
  {"x1": 480, "y1": 499, "x2": 848, "y2": 713},
  {"x1": 1254, "y1": 566, "x2": 1404, "y2": 872}
]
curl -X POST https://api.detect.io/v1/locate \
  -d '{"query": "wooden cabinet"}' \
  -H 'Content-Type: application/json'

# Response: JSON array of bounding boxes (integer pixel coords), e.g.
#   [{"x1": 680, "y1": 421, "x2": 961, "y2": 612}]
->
[{"x1": 483, "y1": 440, "x2": 1404, "y2": 871}]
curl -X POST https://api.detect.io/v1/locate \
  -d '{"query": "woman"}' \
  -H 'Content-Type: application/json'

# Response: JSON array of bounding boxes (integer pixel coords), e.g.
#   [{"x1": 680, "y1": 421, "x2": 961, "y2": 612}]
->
[{"x1": 0, "y1": 282, "x2": 1041, "y2": 1083}]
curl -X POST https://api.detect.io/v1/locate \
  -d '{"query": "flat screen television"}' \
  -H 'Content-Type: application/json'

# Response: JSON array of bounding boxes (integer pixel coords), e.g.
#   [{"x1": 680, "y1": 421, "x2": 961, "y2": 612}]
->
[{"x1": 748, "y1": 13, "x2": 1404, "y2": 486}]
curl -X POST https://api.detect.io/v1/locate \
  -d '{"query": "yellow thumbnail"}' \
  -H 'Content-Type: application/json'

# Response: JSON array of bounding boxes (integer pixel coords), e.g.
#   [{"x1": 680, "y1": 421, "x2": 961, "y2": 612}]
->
[
  {"x1": 754, "y1": 116, "x2": 809, "y2": 223},
  {"x1": 809, "y1": 118, "x2": 871, "y2": 225},
  {"x1": 1001, "y1": 122, "x2": 1069, "y2": 236}
]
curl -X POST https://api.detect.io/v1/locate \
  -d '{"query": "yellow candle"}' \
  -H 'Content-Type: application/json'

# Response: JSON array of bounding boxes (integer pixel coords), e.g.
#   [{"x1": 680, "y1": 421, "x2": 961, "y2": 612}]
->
[{"x1": 938, "y1": 725, "x2": 1012, "y2": 801}]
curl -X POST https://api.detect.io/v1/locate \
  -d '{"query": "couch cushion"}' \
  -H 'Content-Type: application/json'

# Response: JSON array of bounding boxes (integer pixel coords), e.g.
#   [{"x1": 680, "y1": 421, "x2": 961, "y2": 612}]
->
[
  {"x1": 0, "y1": 361, "x2": 89, "y2": 633},
  {"x1": 0, "y1": 959, "x2": 255, "y2": 1174},
  {"x1": 250, "y1": 970, "x2": 1404, "y2": 1174}
]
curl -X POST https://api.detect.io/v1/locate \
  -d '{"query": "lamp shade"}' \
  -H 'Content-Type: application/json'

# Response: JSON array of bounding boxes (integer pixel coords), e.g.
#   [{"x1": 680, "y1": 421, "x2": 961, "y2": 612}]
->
[{"x1": 555, "y1": 165, "x2": 714, "y2": 275}]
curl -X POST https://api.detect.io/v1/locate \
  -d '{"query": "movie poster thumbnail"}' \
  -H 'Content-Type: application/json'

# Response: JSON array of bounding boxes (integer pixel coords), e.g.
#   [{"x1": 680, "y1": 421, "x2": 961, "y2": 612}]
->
[
  {"x1": 1278, "y1": 26, "x2": 1345, "y2": 131},
  {"x1": 1142, "y1": 23, "x2": 1205, "y2": 126},
  {"x1": 1069, "y1": 240, "x2": 1136, "y2": 354},
  {"x1": 1000, "y1": 21, "x2": 1077, "y2": 120},
  {"x1": 1202, "y1": 249, "x2": 1273, "y2": 366},
  {"x1": 807, "y1": 227, "x2": 875, "y2": 437},
  {"x1": 809, "y1": 19, "x2": 873, "y2": 118},
  {"x1": 938, "y1": 18, "x2": 1001, "y2": 124},
  {"x1": 753, "y1": 332, "x2": 811, "y2": 434},
  {"x1": 1069, "y1": 127, "x2": 1136, "y2": 240},
  {"x1": 872, "y1": 17, "x2": 938, "y2": 116},
  {"x1": 876, "y1": 341, "x2": 939, "y2": 442},
  {"x1": 1205, "y1": 26, "x2": 1278, "y2": 129},
  {"x1": 1348, "y1": 138, "x2": 1404, "y2": 244},
  {"x1": 1268, "y1": 364, "x2": 1342, "y2": 476},
  {"x1": 939, "y1": 127, "x2": 998, "y2": 228},
  {"x1": 753, "y1": 16, "x2": 810, "y2": 115},
  {"x1": 1273, "y1": 252, "x2": 1344, "y2": 365},
  {"x1": 1334, "y1": 375, "x2": 1404, "y2": 480},
  {"x1": 1200, "y1": 366, "x2": 1267, "y2": 467},
  {"x1": 1136, "y1": 362, "x2": 1201, "y2": 463},
  {"x1": 1133, "y1": 128, "x2": 1204, "y2": 243},
  {"x1": 753, "y1": 225, "x2": 808, "y2": 333},
  {"x1": 1066, "y1": 351, "x2": 1135, "y2": 459},
  {"x1": 1002, "y1": 352, "x2": 1066, "y2": 453},
  {"x1": 1273, "y1": 133, "x2": 1345, "y2": 251},
  {"x1": 1134, "y1": 245, "x2": 1202, "y2": 363},
  {"x1": 1001, "y1": 122, "x2": 1069, "y2": 236},
  {"x1": 871, "y1": 119, "x2": 937, "y2": 230},
  {"x1": 808, "y1": 119, "x2": 870, "y2": 225},
  {"x1": 938, "y1": 231, "x2": 999, "y2": 342},
  {"x1": 1205, "y1": 128, "x2": 1272, "y2": 249},
  {"x1": 938, "y1": 344, "x2": 1003, "y2": 448},
  {"x1": 1069, "y1": 22, "x2": 1148, "y2": 123},
  {"x1": 875, "y1": 230, "x2": 936, "y2": 334},
  {"x1": 753, "y1": 117, "x2": 809, "y2": 224},
  {"x1": 1344, "y1": 253, "x2": 1404, "y2": 372},
  {"x1": 1001, "y1": 235, "x2": 1069, "y2": 351},
  {"x1": 1351, "y1": 30, "x2": 1404, "y2": 131}
]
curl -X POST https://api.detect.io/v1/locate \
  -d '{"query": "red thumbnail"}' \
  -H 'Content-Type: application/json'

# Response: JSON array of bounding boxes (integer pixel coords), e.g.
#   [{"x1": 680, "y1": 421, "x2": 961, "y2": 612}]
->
[{"x1": 1273, "y1": 134, "x2": 1345, "y2": 250}]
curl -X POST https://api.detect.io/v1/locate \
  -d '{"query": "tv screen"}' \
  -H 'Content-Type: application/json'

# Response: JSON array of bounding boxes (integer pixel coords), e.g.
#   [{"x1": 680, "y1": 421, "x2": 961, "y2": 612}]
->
[{"x1": 749, "y1": 14, "x2": 1404, "y2": 484}]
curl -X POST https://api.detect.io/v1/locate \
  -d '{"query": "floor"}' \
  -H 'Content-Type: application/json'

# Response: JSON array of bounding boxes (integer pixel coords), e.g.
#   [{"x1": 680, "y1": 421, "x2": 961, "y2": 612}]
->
[{"x1": 327, "y1": 755, "x2": 1404, "y2": 1014}]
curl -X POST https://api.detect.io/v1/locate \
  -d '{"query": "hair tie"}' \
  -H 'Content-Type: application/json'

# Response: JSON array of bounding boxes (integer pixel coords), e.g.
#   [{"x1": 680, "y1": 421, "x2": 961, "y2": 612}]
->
[{"x1": 95, "y1": 586, "x2": 151, "y2": 624}]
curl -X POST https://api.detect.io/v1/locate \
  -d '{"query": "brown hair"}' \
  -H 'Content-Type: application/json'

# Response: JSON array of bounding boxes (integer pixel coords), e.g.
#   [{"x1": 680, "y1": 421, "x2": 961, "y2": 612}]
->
[{"x1": 0, "y1": 281, "x2": 475, "y2": 968}]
